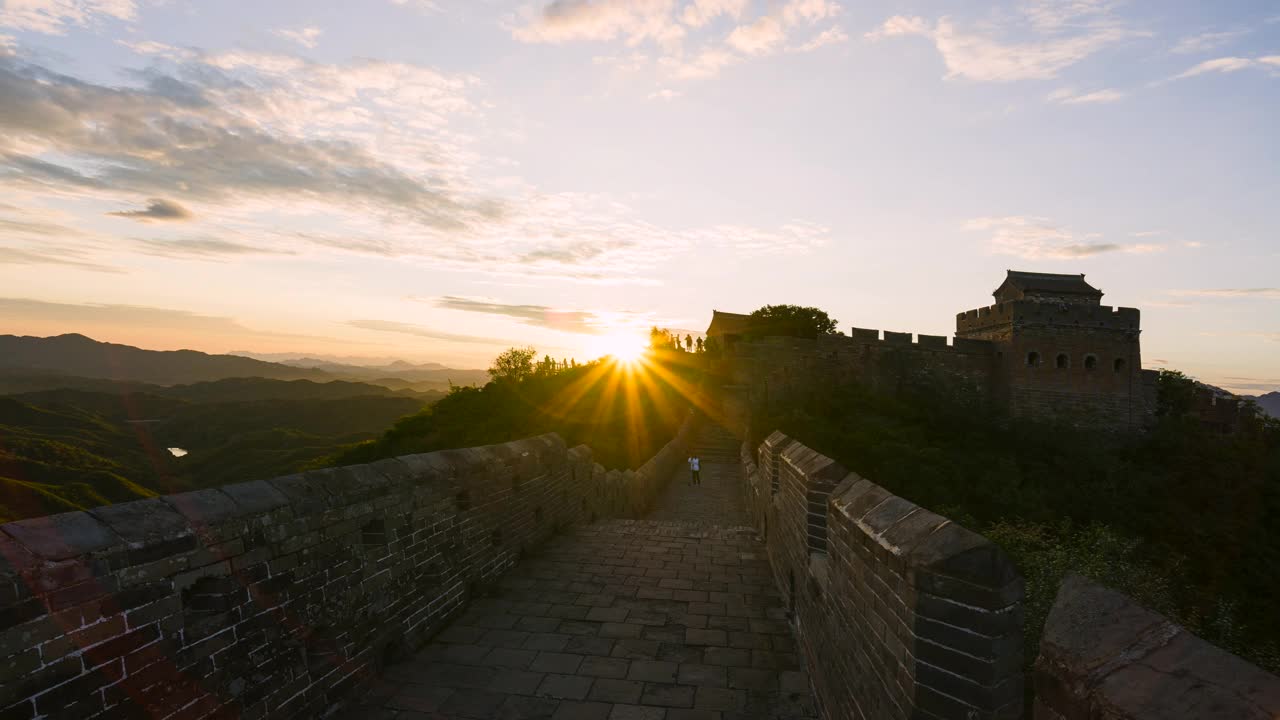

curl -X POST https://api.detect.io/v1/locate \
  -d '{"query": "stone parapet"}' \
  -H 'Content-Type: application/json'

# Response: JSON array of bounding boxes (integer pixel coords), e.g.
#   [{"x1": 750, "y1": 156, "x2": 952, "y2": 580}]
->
[
  {"x1": 0, "y1": 414, "x2": 696, "y2": 719},
  {"x1": 1035, "y1": 574, "x2": 1280, "y2": 720},
  {"x1": 745, "y1": 431, "x2": 1024, "y2": 720}
]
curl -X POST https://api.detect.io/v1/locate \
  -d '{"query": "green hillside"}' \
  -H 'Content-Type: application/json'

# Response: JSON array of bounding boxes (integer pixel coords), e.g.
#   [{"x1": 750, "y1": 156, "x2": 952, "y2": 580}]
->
[{"x1": 0, "y1": 388, "x2": 430, "y2": 523}]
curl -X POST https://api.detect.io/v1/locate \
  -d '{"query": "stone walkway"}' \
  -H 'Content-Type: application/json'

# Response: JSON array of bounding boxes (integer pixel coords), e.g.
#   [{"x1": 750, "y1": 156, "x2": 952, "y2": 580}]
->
[{"x1": 354, "y1": 428, "x2": 816, "y2": 720}]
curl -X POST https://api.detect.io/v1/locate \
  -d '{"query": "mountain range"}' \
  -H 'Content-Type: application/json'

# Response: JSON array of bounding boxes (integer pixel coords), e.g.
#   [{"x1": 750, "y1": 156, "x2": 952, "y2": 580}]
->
[
  {"x1": 0, "y1": 333, "x2": 488, "y2": 522},
  {"x1": 1250, "y1": 392, "x2": 1280, "y2": 419},
  {"x1": 0, "y1": 334, "x2": 486, "y2": 389}
]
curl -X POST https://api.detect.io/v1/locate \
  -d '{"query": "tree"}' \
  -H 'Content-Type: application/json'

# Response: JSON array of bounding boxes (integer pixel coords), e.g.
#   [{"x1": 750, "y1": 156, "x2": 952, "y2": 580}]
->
[
  {"x1": 747, "y1": 304, "x2": 838, "y2": 340},
  {"x1": 684, "y1": 334, "x2": 693, "y2": 351},
  {"x1": 650, "y1": 326, "x2": 676, "y2": 350},
  {"x1": 488, "y1": 346, "x2": 537, "y2": 383}
]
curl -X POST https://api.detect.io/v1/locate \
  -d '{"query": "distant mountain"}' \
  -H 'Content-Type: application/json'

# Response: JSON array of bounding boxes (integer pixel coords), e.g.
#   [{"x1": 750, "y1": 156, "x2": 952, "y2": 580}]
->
[
  {"x1": 229, "y1": 350, "x2": 486, "y2": 388},
  {"x1": 1251, "y1": 392, "x2": 1280, "y2": 419},
  {"x1": 0, "y1": 334, "x2": 329, "y2": 385},
  {"x1": 229, "y1": 351, "x2": 448, "y2": 371}
]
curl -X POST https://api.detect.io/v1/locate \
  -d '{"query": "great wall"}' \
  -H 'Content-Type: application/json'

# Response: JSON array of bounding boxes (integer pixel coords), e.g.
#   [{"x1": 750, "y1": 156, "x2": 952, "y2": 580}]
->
[{"x1": 2, "y1": 272, "x2": 1277, "y2": 719}]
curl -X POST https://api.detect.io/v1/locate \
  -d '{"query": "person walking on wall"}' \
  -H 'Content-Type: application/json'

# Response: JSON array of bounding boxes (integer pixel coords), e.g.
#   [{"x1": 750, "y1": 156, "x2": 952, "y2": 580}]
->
[{"x1": 688, "y1": 455, "x2": 701, "y2": 485}]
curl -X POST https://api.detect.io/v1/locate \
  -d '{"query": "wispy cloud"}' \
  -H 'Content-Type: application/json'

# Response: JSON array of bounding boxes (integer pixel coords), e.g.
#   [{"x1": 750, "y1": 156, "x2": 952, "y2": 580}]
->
[
  {"x1": 347, "y1": 319, "x2": 507, "y2": 345},
  {"x1": 0, "y1": 246, "x2": 120, "y2": 273},
  {"x1": 1172, "y1": 288, "x2": 1280, "y2": 299},
  {"x1": 965, "y1": 216, "x2": 1163, "y2": 259},
  {"x1": 0, "y1": 0, "x2": 135, "y2": 35},
  {"x1": 275, "y1": 26, "x2": 323, "y2": 49},
  {"x1": 133, "y1": 237, "x2": 295, "y2": 259},
  {"x1": 868, "y1": 4, "x2": 1145, "y2": 82},
  {"x1": 1170, "y1": 55, "x2": 1280, "y2": 80},
  {"x1": 1171, "y1": 30, "x2": 1248, "y2": 55},
  {"x1": 1047, "y1": 87, "x2": 1125, "y2": 104},
  {"x1": 432, "y1": 296, "x2": 626, "y2": 334},
  {"x1": 107, "y1": 198, "x2": 193, "y2": 222},
  {"x1": 791, "y1": 26, "x2": 847, "y2": 53}
]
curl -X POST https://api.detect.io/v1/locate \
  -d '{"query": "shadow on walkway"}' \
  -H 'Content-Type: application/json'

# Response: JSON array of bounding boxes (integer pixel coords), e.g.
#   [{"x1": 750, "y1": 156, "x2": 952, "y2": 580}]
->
[{"x1": 352, "y1": 425, "x2": 817, "y2": 720}]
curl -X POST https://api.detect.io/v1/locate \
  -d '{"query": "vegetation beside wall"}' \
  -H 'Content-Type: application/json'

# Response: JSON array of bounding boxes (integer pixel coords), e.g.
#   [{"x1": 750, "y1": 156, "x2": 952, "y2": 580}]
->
[
  {"x1": 752, "y1": 370, "x2": 1280, "y2": 672},
  {"x1": 326, "y1": 349, "x2": 706, "y2": 471}
]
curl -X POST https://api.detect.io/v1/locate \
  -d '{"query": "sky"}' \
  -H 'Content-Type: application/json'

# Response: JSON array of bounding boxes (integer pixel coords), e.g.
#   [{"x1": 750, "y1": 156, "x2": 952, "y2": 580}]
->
[{"x1": 0, "y1": 0, "x2": 1276, "y2": 392}]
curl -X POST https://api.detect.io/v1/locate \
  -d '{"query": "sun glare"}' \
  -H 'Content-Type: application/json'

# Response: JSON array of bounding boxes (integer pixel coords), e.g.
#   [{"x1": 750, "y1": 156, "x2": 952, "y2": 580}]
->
[{"x1": 593, "y1": 332, "x2": 646, "y2": 364}]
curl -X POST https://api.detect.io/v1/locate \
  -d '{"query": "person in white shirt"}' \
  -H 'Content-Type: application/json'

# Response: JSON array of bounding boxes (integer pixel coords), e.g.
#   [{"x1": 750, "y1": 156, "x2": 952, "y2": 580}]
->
[{"x1": 688, "y1": 456, "x2": 701, "y2": 485}]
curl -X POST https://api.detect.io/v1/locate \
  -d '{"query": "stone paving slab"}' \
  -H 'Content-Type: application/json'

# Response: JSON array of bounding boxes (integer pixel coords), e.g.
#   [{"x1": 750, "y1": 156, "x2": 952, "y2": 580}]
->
[{"x1": 350, "y1": 428, "x2": 815, "y2": 720}]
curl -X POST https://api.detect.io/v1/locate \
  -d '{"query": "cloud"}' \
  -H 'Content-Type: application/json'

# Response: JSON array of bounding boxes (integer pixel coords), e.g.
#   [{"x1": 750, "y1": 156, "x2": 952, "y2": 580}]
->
[
  {"x1": 726, "y1": 16, "x2": 784, "y2": 55},
  {"x1": 518, "y1": 0, "x2": 844, "y2": 82},
  {"x1": 132, "y1": 237, "x2": 295, "y2": 259},
  {"x1": 791, "y1": 26, "x2": 848, "y2": 53},
  {"x1": 0, "y1": 246, "x2": 120, "y2": 272},
  {"x1": 681, "y1": 0, "x2": 746, "y2": 28},
  {"x1": 1172, "y1": 288, "x2": 1280, "y2": 299},
  {"x1": 964, "y1": 216, "x2": 1164, "y2": 259},
  {"x1": 1170, "y1": 55, "x2": 1280, "y2": 80},
  {"x1": 1047, "y1": 87, "x2": 1125, "y2": 104},
  {"x1": 433, "y1": 296, "x2": 613, "y2": 334},
  {"x1": 275, "y1": 26, "x2": 323, "y2": 49},
  {"x1": 648, "y1": 88, "x2": 680, "y2": 100},
  {"x1": 868, "y1": 4, "x2": 1144, "y2": 82},
  {"x1": 107, "y1": 198, "x2": 193, "y2": 222},
  {"x1": 0, "y1": 46, "x2": 832, "y2": 285},
  {"x1": 0, "y1": 51, "x2": 500, "y2": 232},
  {"x1": 347, "y1": 319, "x2": 507, "y2": 345},
  {"x1": 1171, "y1": 30, "x2": 1248, "y2": 55},
  {"x1": 0, "y1": 0, "x2": 135, "y2": 34},
  {"x1": 512, "y1": 0, "x2": 686, "y2": 48}
]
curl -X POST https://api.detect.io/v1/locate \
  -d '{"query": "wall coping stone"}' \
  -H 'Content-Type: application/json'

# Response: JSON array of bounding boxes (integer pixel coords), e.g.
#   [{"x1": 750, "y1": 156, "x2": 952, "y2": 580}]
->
[{"x1": 1037, "y1": 574, "x2": 1280, "y2": 720}]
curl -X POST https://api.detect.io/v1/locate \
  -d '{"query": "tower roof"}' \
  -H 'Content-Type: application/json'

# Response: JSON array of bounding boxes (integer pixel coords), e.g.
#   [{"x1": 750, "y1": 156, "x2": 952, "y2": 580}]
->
[
  {"x1": 706, "y1": 310, "x2": 752, "y2": 337},
  {"x1": 994, "y1": 270, "x2": 1103, "y2": 304}
]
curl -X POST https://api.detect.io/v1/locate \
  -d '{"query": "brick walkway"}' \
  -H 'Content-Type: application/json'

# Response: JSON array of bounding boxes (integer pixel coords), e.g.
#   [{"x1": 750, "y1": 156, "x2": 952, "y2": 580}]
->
[{"x1": 354, "y1": 428, "x2": 816, "y2": 720}]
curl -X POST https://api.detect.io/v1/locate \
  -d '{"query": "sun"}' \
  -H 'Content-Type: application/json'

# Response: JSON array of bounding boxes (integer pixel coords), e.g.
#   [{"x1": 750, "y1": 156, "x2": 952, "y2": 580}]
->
[{"x1": 591, "y1": 332, "x2": 646, "y2": 365}]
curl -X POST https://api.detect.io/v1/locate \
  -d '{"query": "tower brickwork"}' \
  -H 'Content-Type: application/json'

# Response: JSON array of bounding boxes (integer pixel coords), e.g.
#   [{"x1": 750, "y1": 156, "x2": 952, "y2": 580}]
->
[{"x1": 956, "y1": 271, "x2": 1147, "y2": 427}]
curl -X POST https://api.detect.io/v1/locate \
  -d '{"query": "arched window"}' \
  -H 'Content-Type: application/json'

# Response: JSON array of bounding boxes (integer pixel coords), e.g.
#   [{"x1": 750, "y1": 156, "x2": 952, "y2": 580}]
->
[
  {"x1": 1056, "y1": 353, "x2": 1069, "y2": 369},
  {"x1": 1114, "y1": 358, "x2": 1126, "y2": 373},
  {"x1": 1026, "y1": 351, "x2": 1040, "y2": 367},
  {"x1": 1084, "y1": 354, "x2": 1098, "y2": 370}
]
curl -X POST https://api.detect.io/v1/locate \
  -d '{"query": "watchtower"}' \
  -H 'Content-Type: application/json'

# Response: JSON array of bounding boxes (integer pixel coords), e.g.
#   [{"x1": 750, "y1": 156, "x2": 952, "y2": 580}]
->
[{"x1": 956, "y1": 270, "x2": 1147, "y2": 428}]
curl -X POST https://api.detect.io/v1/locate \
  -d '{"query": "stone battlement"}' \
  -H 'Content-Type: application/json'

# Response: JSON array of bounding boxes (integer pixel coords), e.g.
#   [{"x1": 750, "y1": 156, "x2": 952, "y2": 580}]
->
[
  {"x1": 846, "y1": 327, "x2": 996, "y2": 354},
  {"x1": 0, "y1": 417, "x2": 696, "y2": 719},
  {"x1": 956, "y1": 301, "x2": 1140, "y2": 335},
  {"x1": 742, "y1": 432, "x2": 1025, "y2": 719}
]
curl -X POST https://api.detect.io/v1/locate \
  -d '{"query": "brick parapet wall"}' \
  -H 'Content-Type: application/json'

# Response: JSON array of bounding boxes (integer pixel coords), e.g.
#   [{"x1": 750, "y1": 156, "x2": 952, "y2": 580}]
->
[
  {"x1": 745, "y1": 432, "x2": 1024, "y2": 720},
  {"x1": 1035, "y1": 574, "x2": 1280, "y2": 719},
  {"x1": 0, "y1": 414, "x2": 696, "y2": 719}
]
